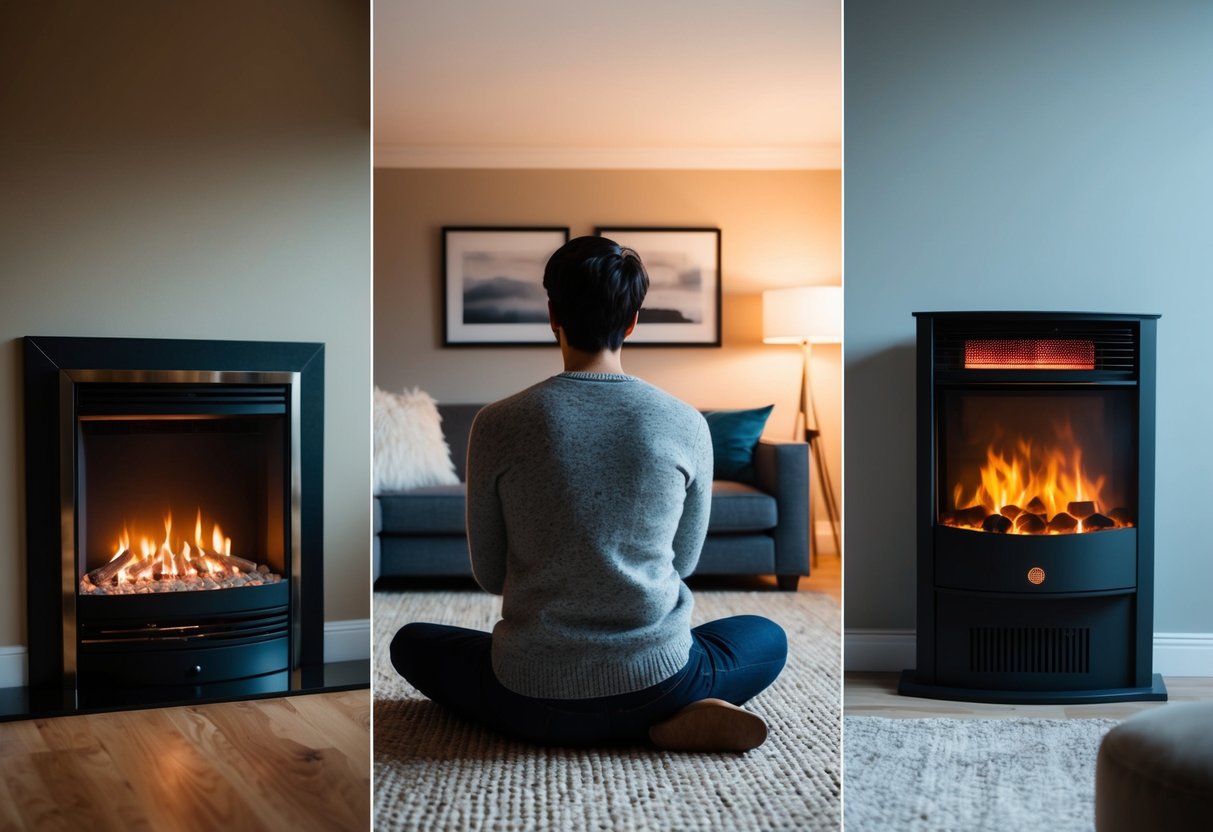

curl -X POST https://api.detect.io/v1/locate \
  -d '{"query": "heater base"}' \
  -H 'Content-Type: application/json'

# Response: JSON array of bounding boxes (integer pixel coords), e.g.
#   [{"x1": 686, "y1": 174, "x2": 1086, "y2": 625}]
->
[{"x1": 896, "y1": 670, "x2": 1168, "y2": 705}]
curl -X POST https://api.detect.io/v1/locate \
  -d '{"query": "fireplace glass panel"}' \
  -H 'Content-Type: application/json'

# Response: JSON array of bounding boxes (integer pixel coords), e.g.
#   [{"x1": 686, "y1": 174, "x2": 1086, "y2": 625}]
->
[
  {"x1": 78, "y1": 414, "x2": 286, "y2": 592},
  {"x1": 937, "y1": 388, "x2": 1135, "y2": 534}
]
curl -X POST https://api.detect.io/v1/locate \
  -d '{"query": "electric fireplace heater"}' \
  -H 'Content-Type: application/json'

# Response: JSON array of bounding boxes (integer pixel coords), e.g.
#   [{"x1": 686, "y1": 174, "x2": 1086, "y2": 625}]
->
[
  {"x1": 899, "y1": 312, "x2": 1166, "y2": 704},
  {"x1": 24, "y1": 336, "x2": 324, "y2": 709}
]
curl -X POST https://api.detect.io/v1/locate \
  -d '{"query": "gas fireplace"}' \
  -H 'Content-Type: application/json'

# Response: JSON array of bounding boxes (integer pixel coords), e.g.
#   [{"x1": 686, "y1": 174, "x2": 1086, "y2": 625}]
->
[
  {"x1": 23, "y1": 336, "x2": 325, "y2": 710},
  {"x1": 899, "y1": 312, "x2": 1166, "y2": 704}
]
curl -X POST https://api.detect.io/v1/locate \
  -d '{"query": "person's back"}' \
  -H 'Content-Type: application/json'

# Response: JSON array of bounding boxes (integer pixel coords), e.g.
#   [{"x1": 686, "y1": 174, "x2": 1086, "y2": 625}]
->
[
  {"x1": 467, "y1": 371, "x2": 712, "y2": 699},
  {"x1": 391, "y1": 235, "x2": 786, "y2": 752}
]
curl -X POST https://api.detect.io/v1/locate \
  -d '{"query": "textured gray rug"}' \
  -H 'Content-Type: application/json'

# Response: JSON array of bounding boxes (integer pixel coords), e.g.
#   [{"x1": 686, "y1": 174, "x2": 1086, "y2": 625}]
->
[
  {"x1": 844, "y1": 716, "x2": 1119, "y2": 832},
  {"x1": 374, "y1": 589, "x2": 840, "y2": 831}
]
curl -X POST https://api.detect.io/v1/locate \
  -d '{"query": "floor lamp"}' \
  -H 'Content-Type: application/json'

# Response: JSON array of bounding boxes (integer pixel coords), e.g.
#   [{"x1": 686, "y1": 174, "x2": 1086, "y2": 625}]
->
[{"x1": 762, "y1": 286, "x2": 842, "y2": 567}]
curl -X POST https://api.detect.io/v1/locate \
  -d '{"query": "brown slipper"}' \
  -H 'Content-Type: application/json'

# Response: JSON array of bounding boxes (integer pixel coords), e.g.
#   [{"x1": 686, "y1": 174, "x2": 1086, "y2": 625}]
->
[{"x1": 648, "y1": 698, "x2": 768, "y2": 752}]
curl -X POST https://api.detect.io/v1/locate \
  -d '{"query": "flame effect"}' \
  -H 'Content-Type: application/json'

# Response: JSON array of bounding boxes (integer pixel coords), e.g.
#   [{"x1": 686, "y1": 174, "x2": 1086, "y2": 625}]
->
[
  {"x1": 946, "y1": 420, "x2": 1131, "y2": 535},
  {"x1": 105, "y1": 509, "x2": 237, "y2": 583}
]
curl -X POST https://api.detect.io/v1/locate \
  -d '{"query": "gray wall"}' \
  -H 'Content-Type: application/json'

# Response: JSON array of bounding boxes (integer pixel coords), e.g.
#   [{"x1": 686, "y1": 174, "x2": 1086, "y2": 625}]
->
[
  {"x1": 845, "y1": 0, "x2": 1213, "y2": 632},
  {"x1": 0, "y1": 0, "x2": 371, "y2": 651}
]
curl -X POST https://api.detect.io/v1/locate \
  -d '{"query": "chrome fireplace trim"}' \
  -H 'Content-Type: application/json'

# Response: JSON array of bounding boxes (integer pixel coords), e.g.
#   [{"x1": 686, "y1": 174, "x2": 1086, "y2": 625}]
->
[{"x1": 57, "y1": 368, "x2": 302, "y2": 688}]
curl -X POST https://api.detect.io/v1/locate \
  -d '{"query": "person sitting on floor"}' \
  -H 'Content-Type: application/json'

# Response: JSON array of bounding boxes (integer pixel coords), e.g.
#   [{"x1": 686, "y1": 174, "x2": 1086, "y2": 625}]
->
[{"x1": 390, "y1": 235, "x2": 787, "y2": 751}]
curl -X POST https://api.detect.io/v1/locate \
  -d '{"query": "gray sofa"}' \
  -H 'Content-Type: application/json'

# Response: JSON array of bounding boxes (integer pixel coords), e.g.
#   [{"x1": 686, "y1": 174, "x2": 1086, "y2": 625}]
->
[{"x1": 374, "y1": 404, "x2": 811, "y2": 590}]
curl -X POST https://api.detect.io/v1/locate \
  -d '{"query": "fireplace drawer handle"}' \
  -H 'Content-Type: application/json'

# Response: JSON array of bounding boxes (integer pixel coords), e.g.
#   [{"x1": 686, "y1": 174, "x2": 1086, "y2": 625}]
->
[{"x1": 188, "y1": 665, "x2": 203, "y2": 677}]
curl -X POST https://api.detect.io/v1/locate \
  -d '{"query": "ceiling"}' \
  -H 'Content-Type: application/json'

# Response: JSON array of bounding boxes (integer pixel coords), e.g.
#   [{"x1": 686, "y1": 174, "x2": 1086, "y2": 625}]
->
[{"x1": 373, "y1": 0, "x2": 840, "y2": 168}]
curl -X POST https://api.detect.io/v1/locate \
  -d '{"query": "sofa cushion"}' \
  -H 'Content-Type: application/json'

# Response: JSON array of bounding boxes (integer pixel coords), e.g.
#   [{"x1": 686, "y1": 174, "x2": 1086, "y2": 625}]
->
[
  {"x1": 708, "y1": 481, "x2": 778, "y2": 532},
  {"x1": 378, "y1": 484, "x2": 467, "y2": 534},
  {"x1": 704, "y1": 405, "x2": 775, "y2": 484},
  {"x1": 374, "y1": 387, "x2": 459, "y2": 491},
  {"x1": 378, "y1": 480, "x2": 776, "y2": 536},
  {"x1": 698, "y1": 534, "x2": 776, "y2": 574},
  {"x1": 379, "y1": 535, "x2": 473, "y2": 577}
]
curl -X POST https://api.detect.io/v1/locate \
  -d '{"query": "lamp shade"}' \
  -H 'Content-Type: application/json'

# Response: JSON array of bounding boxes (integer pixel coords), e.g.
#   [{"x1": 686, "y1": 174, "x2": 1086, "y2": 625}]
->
[{"x1": 762, "y1": 285, "x2": 842, "y2": 344}]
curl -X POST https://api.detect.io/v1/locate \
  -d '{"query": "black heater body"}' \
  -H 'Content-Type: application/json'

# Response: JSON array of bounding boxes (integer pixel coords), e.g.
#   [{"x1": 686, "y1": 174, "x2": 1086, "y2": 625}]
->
[
  {"x1": 24, "y1": 336, "x2": 325, "y2": 710},
  {"x1": 899, "y1": 312, "x2": 1166, "y2": 704}
]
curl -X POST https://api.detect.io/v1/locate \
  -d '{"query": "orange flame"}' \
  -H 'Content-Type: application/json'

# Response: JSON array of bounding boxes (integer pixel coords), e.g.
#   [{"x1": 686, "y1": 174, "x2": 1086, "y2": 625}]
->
[
  {"x1": 111, "y1": 526, "x2": 132, "y2": 560},
  {"x1": 107, "y1": 509, "x2": 237, "y2": 583},
  {"x1": 211, "y1": 523, "x2": 231, "y2": 558},
  {"x1": 947, "y1": 420, "x2": 1128, "y2": 535}
]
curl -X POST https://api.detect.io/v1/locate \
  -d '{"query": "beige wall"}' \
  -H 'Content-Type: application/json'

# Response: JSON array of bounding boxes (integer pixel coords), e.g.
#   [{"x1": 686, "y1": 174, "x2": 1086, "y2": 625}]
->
[
  {"x1": 375, "y1": 168, "x2": 841, "y2": 548},
  {"x1": 0, "y1": 1, "x2": 371, "y2": 651}
]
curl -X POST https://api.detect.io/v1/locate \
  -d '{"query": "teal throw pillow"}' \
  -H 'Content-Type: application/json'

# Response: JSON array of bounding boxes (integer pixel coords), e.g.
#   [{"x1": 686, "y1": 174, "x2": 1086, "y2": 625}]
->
[{"x1": 703, "y1": 405, "x2": 775, "y2": 484}]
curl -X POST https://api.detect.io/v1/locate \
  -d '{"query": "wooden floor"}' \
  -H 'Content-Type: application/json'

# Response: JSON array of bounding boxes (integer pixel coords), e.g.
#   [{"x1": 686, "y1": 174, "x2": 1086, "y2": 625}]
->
[
  {"x1": 0, "y1": 690, "x2": 369, "y2": 832},
  {"x1": 683, "y1": 553, "x2": 842, "y2": 605},
  {"x1": 845, "y1": 671, "x2": 1213, "y2": 719},
  {"x1": 800, "y1": 552, "x2": 841, "y2": 604}
]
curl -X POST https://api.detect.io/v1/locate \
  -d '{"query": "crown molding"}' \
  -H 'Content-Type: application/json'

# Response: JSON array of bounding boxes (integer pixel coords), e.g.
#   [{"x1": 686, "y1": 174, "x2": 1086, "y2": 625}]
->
[{"x1": 374, "y1": 144, "x2": 841, "y2": 170}]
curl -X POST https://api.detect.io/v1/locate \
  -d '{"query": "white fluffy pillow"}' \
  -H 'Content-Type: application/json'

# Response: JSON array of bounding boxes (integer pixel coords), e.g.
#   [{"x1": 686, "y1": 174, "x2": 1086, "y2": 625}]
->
[{"x1": 373, "y1": 386, "x2": 460, "y2": 492}]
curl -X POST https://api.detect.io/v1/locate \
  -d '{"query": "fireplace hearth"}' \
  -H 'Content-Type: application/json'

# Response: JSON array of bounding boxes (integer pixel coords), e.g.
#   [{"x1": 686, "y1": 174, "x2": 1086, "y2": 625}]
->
[
  {"x1": 899, "y1": 312, "x2": 1167, "y2": 704},
  {"x1": 22, "y1": 336, "x2": 329, "y2": 712}
]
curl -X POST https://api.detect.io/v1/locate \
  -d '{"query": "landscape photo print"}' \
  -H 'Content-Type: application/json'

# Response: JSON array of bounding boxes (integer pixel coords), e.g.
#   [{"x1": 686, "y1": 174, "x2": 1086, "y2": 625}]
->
[
  {"x1": 594, "y1": 227, "x2": 722, "y2": 346},
  {"x1": 443, "y1": 226, "x2": 570, "y2": 345}
]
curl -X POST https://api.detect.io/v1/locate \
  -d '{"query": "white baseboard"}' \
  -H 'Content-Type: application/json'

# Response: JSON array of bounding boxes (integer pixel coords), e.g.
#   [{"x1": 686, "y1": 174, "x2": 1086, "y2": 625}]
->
[
  {"x1": 0, "y1": 618, "x2": 371, "y2": 689},
  {"x1": 844, "y1": 629, "x2": 916, "y2": 672},
  {"x1": 813, "y1": 520, "x2": 841, "y2": 557},
  {"x1": 0, "y1": 646, "x2": 27, "y2": 690},
  {"x1": 324, "y1": 619, "x2": 371, "y2": 662},
  {"x1": 1153, "y1": 633, "x2": 1213, "y2": 677},
  {"x1": 845, "y1": 630, "x2": 1213, "y2": 677}
]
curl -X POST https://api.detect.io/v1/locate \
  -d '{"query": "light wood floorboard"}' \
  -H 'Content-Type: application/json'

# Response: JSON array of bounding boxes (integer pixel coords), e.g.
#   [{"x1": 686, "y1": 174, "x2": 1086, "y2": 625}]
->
[
  {"x1": 685, "y1": 554, "x2": 842, "y2": 605},
  {"x1": 0, "y1": 690, "x2": 369, "y2": 832},
  {"x1": 800, "y1": 552, "x2": 841, "y2": 604},
  {"x1": 845, "y1": 671, "x2": 1213, "y2": 719}
]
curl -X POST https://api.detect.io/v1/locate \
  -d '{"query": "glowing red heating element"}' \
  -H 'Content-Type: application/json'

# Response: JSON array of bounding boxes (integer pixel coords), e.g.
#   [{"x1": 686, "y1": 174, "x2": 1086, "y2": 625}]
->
[{"x1": 964, "y1": 339, "x2": 1095, "y2": 370}]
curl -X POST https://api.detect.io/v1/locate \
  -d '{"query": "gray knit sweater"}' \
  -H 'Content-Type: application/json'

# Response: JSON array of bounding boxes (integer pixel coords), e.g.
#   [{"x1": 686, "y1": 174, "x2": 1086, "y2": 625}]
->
[{"x1": 466, "y1": 371, "x2": 713, "y2": 700}]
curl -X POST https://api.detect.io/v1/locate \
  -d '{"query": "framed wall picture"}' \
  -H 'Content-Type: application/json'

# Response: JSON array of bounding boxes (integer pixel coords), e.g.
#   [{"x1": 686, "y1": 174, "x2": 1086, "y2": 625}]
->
[
  {"x1": 594, "y1": 227, "x2": 722, "y2": 347},
  {"x1": 442, "y1": 226, "x2": 569, "y2": 346}
]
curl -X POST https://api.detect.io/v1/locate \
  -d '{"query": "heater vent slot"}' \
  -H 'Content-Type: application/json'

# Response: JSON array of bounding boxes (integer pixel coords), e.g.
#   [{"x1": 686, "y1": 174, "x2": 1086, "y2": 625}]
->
[
  {"x1": 935, "y1": 322, "x2": 1137, "y2": 373},
  {"x1": 969, "y1": 626, "x2": 1090, "y2": 675},
  {"x1": 80, "y1": 607, "x2": 289, "y2": 647},
  {"x1": 78, "y1": 384, "x2": 289, "y2": 416}
]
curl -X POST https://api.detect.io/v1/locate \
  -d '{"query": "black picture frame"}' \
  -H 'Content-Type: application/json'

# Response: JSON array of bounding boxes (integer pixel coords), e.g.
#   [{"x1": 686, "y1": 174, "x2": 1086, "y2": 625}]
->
[
  {"x1": 594, "y1": 227, "x2": 722, "y2": 347},
  {"x1": 442, "y1": 226, "x2": 570, "y2": 346}
]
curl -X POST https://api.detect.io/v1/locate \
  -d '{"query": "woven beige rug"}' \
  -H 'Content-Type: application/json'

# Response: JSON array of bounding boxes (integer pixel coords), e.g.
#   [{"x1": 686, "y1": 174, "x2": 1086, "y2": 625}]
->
[
  {"x1": 373, "y1": 589, "x2": 840, "y2": 831},
  {"x1": 844, "y1": 716, "x2": 1119, "y2": 831}
]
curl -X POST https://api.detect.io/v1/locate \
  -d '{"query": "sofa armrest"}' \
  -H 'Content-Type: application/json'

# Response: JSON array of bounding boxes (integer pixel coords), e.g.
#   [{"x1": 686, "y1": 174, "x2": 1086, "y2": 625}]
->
[{"x1": 752, "y1": 439, "x2": 811, "y2": 576}]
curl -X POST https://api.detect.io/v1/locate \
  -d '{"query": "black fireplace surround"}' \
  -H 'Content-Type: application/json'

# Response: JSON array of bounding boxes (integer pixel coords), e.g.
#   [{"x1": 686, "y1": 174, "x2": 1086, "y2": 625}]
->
[
  {"x1": 22, "y1": 336, "x2": 329, "y2": 712},
  {"x1": 899, "y1": 312, "x2": 1167, "y2": 704}
]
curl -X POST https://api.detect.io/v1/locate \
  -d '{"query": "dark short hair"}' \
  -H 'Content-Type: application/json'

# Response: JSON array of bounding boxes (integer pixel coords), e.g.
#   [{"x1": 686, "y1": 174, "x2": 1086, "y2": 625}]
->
[{"x1": 542, "y1": 235, "x2": 649, "y2": 352}]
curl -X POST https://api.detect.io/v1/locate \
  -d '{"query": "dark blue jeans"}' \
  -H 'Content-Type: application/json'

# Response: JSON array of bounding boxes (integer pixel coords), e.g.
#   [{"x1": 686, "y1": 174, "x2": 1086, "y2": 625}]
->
[{"x1": 390, "y1": 614, "x2": 787, "y2": 746}]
